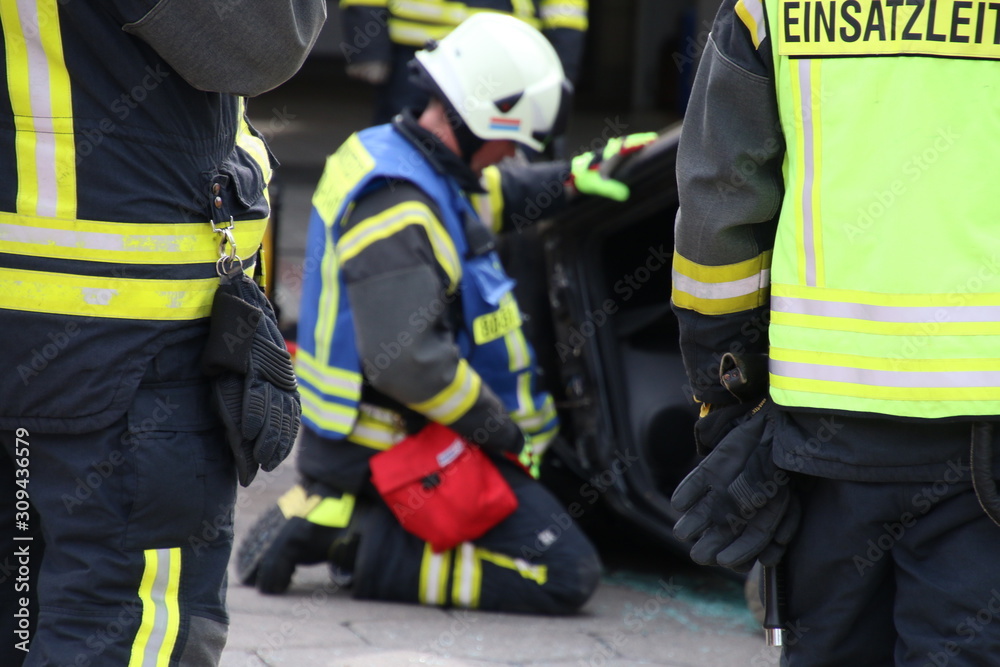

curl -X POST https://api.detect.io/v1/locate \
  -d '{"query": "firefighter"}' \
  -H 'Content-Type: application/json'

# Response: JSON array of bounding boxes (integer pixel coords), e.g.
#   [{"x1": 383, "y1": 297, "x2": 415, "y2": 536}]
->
[
  {"x1": 338, "y1": 0, "x2": 588, "y2": 127},
  {"x1": 669, "y1": 0, "x2": 1000, "y2": 663},
  {"x1": 0, "y1": 2, "x2": 325, "y2": 665},
  {"x1": 236, "y1": 13, "x2": 655, "y2": 613}
]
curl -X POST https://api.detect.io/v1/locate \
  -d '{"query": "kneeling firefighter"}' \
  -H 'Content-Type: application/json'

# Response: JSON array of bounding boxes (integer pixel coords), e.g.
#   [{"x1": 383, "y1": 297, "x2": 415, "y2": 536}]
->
[{"x1": 235, "y1": 13, "x2": 657, "y2": 612}]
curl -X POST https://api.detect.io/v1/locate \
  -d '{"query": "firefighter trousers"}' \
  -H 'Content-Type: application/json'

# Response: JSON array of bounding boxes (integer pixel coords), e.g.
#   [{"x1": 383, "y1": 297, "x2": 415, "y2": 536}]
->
[{"x1": 0, "y1": 336, "x2": 236, "y2": 666}]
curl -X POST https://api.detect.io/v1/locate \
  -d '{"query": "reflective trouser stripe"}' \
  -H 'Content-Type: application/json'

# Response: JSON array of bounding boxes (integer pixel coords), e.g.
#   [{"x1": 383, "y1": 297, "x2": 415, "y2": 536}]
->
[
  {"x1": 418, "y1": 543, "x2": 453, "y2": 605},
  {"x1": 450, "y1": 544, "x2": 549, "y2": 608},
  {"x1": 1, "y1": 0, "x2": 76, "y2": 219},
  {"x1": 129, "y1": 548, "x2": 182, "y2": 667},
  {"x1": 451, "y1": 542, "x2": 482, "y2": 608}
]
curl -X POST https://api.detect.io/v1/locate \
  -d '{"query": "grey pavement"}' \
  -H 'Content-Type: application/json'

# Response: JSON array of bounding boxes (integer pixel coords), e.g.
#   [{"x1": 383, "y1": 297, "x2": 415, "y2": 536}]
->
[{"x1": 223, "y1": 60, "x2": 777, "y2": 667}]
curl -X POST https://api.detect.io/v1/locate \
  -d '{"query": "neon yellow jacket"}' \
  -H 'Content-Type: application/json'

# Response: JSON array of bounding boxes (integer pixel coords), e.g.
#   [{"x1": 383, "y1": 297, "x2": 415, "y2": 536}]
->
[{"x1": 672, "y1": 0, "x2": 1000, "y2": 419}]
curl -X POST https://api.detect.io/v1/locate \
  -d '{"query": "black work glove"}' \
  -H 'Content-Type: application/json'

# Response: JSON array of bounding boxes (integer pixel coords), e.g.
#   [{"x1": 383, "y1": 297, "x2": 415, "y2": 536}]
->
[
  {"x1": 202, "y1": 268, "x2": 301, "y2": 486},
  {"x1": 694, "y1": 402, "x2": 757, "y2": 456},
  {"x1": 671, "y1": 402, "x2": 800, "y2": 572}
]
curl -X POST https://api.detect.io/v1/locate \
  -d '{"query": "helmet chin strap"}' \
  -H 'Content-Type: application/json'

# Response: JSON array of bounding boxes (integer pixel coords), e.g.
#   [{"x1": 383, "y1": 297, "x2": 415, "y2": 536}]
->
[{"x1": 442, "y1": 101, "x2": 486, "y2": 165}]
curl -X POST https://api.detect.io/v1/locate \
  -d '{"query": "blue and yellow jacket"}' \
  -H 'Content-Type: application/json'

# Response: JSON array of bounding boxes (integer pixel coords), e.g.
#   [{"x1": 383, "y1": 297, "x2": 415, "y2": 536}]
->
[{"x1": 297, "y1": 116, "x2": 563, "y2": 461}]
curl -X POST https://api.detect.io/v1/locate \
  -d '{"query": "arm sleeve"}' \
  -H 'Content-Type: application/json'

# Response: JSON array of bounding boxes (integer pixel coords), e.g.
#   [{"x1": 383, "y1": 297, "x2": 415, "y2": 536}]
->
[
  {"x1": 670, "y1": 0, "x2": 783, "y2": 405},
  {"x1": 341, "y1": 184, "x2": 525, "y2": 454},
  {"x1": 120, "y1": 0, "x2": 327, "y2": 96},
  {"x1": 472, "y1": 161, "x2": 572, "y2": 236},
  {"x1": 339, "y1": 1, "x2": 392, "y2": 64}
]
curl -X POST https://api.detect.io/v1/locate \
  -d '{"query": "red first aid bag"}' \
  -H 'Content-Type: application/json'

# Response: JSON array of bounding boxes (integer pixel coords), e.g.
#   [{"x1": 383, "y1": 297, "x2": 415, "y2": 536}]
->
[{"x1": 369, "y1": 422, "x2": 518, "y2": 552}]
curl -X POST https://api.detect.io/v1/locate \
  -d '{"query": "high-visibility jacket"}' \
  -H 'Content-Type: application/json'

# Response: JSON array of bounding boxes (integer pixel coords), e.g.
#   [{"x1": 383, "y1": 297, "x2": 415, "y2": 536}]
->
[
  {"x1": 755, "y1": 0, "x2": 1000, "y2": 418},
  {"x1": 340, "y1": 0, "x2": 587, "y2": 81},
  {"x1": 0, "y1": 5, "x2": 272, "y2": 432},
  {"x1": 296, "y1": 123, "x2": 558, "y2": 444},
  {"x1": 672, "y1": 0, "x2": 1000, "y2": 420}
]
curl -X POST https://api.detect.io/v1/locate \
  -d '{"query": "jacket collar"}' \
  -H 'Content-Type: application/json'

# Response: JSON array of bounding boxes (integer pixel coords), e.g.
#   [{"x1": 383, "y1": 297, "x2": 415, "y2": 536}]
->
[{"x1": 391, "y1": 111, "x2": 485, "y2": 194}]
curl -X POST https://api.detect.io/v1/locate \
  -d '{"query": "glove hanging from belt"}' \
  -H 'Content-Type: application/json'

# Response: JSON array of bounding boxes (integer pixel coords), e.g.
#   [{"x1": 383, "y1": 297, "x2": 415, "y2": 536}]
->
[{"x1": 202, "y1": 264, "x2": 301, "y2": 486}]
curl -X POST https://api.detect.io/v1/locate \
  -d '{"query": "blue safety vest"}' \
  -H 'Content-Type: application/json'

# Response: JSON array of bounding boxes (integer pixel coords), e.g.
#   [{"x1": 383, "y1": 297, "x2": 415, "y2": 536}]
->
[{"x1": 297, "y1": 124, "x2": 558, "y2": 444}]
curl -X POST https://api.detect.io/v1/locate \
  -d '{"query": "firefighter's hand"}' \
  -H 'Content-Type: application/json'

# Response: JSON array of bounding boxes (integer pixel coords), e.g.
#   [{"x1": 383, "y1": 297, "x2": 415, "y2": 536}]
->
[
  {"x1": 346, "y1": 61, "x2": 391, "y2": 85},
  {"x1": 567, "y1": 132, "x2": 658, "y2": 202},
  {"x1": 694, "y1": 402, "x2": 758, "y2": 456},
  {"x1": 671, "y1": 402, "x2": 800, "y2": 572}
]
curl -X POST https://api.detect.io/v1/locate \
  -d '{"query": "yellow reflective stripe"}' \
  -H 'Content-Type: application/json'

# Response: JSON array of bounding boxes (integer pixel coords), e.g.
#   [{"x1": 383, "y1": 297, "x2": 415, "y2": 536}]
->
[
  {"x1": 315, "y1": 230, "x2": 341, "y2": 367},
  {"x1": 772, "y1": 283, "x2": 1000, "y2": 308},
  {"x1": 0, "y1": 212, "x2": 268, "y2": 264},
  {"x1": 237, "y1": 101, "x2": 273, "y2": 185},
  {"x1": 295, "y1": 349, "x2": 363, "y2": 400},
  {"x1": 0, "y1": 267, "x2": 221, "y2": 320},
  {"x1": 770, "y1": 373, "x2": 1000, "y2": 403},
  {"x1": 452, "y1": 542, "x2": 482, "y2": 608},
  {"x1": 510, "y1": 0, "x2": 539, "y2": 21},
  {"x1": 389, "y1": 12, "x2": 540, "y2": 45},
  {"x1": 477, "y1": 547, "x2": 548, "y2": 585},
  {"x1": 337, "y1": 201, "x2": 461, "y2": 291},
  {"x1": 277, "y1": 484, "x2": 320, "y2": 518},
  {"x1": 300, "y1": 385, "x2": 358, "y2": 436},
  {"x1": 771, "y1": 347, "x2": 1000, "y2": 373},
  {"x1": 771, "y1": 309, "x2": 1000, "y2": 337},
  {"x1": 129, "y1": 548, "x2": 181, "y2": 667},
  {"x1": 314, "y1": 135, "x2": 376, "y2": 227},
  {"x1": 735, "y1": 0, "x2": 766, "y2": 48},
  {"x1": 671, "y1": 251, "x2": 771, "y2": 315},
  {"x1": 392, "y1": 0, "x2": 470, "y2": 24},
  {"x1": 473, "y1": 166, "x2": 504, "y2": 234},
  {"x1": 388, "y1": 19, "x2": 454, "y2": 45},
  {"x1": 3, "y1": 0, "x2": 77, "y2": 219},
  {"x1": 278, "y1": 485, "x2": 354, "y2": 528},
  {"x1": 307, "y1": 493, "x2": 356, "y2": 528},
  {"x1": 348, "y1": 415, "x2": 404, "y2": 450},
  {"x1": 539, "y1": 0, "x2": 588, "y2": 30},
  {"x1": 504, "y1": 327, "x2": 531, "y2": 372},
  {"x1": 340, "y1": 0, "x2": 387, "y2": 7},
  {"x1": 409, "y1": 360, "x2": 482, "y2": 424},
  {"x1": 418, "y1": 543, "x2": 452, "y2": 605}
]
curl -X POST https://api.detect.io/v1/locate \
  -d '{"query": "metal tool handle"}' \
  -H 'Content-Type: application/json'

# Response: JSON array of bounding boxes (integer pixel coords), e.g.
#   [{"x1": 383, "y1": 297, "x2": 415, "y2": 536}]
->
[{"x1": 763, "y1": 563, "x2": 787, "y2": 647}]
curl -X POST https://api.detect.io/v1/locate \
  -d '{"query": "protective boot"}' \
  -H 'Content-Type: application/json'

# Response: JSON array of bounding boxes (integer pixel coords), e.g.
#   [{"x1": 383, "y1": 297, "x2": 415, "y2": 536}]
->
[{"x1": 235, "y1": 481, "x2": 357, "y2": 594}]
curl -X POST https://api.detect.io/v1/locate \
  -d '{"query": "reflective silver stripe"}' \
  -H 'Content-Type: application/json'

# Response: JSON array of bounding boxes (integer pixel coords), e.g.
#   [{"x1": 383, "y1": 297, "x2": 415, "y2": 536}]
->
[
  {"x1": 539, "y1": 5, "x2": 587, "y2": 20},
  {"x1": 296, "y1": 351, "x2": 363, "y2": 400},
  {"x1": 393, "y1": 0, "x2": 465, "y2": 22},
  {"x1": 18, "y1": 0, "x2": 58, "y2": 217},
  {"x1": 771, "y1": 358, "x2": 1000, "y2": 388},
  {"x1": 798, "y1": 60, "x2": 817, "y2": 287},
  {"x1": 455, "y1": 542, "x2": 476, "y2": 607},
  {"x1": 421, "y1": 550, "x2": 447, "y2": 605},
  {"x1": 739, "y1": 0, "x2": 767, "y2": 46},
  {"x1": 772, "y1": 296, "x2": 1000, "y2": 323},
  {"x1": 300, "y1": 387, "x2": 357, "y2": 434},
  {"x1": 672, "y1": 267, "x2": 770, "y2": 300}
]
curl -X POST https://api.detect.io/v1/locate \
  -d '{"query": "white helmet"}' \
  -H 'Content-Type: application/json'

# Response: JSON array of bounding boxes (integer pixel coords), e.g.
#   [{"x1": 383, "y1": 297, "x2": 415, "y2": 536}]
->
[{"x1": 412, "y1": 12, "x2": 569, "y2": 152}]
